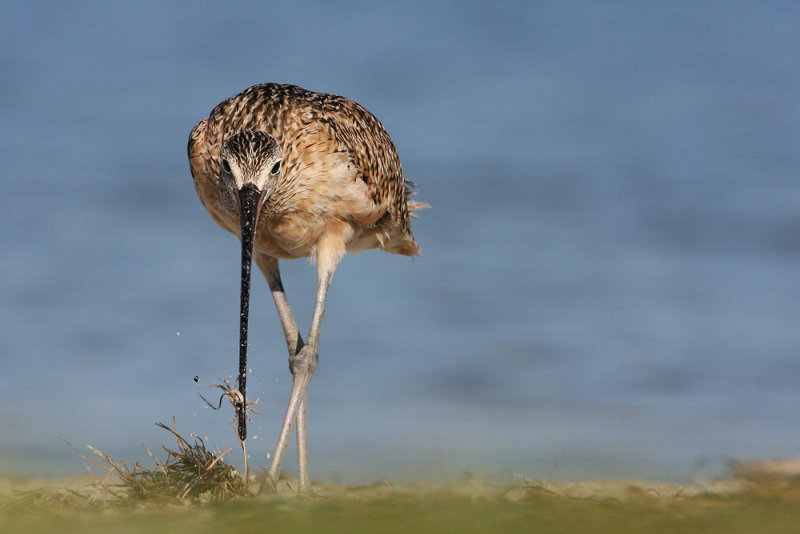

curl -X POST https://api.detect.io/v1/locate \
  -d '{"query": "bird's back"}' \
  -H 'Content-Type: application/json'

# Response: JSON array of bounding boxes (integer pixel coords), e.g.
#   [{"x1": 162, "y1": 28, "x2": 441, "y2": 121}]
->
[{"x1": 189, "y1": 84, "x2": 425, "y2": 259}]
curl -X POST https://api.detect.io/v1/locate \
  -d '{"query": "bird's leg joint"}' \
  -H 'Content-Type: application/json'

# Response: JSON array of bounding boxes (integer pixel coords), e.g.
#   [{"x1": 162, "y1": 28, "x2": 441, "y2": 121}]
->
[{"x1": 289, "y1": 344, "x2": 318, "y2": 376}]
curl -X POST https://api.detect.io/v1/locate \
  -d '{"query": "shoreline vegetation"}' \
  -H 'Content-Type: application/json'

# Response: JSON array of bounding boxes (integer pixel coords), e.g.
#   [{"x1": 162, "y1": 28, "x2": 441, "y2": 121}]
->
[
  {"x1": 3, "y1": 425, "x2": 800, "y2": 533},
  {"x1": 4, "y1": 472, "x2": 800, "y2": 534}
]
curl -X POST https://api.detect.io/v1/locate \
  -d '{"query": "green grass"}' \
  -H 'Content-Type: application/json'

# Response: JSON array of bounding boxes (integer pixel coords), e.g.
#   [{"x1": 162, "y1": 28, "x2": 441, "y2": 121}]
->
[
  {"x1": 4, "y1": 425, "x2": 800, "y2": 533},
  {"x1": 4, "y1": 475, "x2": 800, "y2": 534}
]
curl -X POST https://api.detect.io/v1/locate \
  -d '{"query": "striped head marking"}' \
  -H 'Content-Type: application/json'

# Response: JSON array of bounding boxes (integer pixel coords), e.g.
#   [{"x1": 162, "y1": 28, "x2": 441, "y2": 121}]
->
[{"x1": 220, "y1": 130, "x2": 283, "y2": 194}]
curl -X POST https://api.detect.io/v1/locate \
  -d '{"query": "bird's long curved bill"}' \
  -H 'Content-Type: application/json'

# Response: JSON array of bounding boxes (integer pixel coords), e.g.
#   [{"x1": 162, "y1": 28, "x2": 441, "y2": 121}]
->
[{"x1": 236, "y1": 184, "x2": 262, "y2": 441}]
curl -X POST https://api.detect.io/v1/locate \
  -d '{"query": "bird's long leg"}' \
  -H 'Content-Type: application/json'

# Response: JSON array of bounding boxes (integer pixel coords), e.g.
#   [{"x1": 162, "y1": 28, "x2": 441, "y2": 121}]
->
[
  {"x1": 266, "y1": 271, "x2": 332, "y2": 495},
  {"x1": 256, "y1": 223, "x2": 345, "y2": 495},
  {"x1": 294, "y1": 271, "x2": 331, "y2": 494},
  {"x1": 254, "y1": 253, "x2": 306, "y2": 488},
  {"x1": 255, "y1": 253, "x2": 305, "y2": 356},
  {"x1": 256, "y1": 252, "x2": 332, "y2": 494}
]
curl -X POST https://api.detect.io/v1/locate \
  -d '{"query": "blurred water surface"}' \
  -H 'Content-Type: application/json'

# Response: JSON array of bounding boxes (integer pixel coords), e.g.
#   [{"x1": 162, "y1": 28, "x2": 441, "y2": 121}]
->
[{"x1": 2, "y1": 2, "x2": 800, "y2": 482}]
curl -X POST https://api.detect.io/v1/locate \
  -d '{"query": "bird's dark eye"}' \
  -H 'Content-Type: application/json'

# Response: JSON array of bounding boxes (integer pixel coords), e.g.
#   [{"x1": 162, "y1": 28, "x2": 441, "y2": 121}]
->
[
  {"x1": 221, "y1": 158, "x2": 231, "y2": 173},
  {"x1": 271, "y1": 161, "x2": 281, "y2": 174}
]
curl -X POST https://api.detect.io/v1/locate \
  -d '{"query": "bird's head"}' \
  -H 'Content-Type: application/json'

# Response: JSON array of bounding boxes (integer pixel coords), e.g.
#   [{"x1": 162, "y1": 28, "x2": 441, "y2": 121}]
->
[{"x1": 220, "y1": 130, "x2": 283, "y2": 223}]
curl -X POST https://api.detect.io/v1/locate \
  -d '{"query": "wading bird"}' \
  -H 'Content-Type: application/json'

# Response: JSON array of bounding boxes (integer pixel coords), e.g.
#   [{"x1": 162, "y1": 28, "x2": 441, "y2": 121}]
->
[{"x1": 188, "y1": 84, "x2": 425, "y2": 494}]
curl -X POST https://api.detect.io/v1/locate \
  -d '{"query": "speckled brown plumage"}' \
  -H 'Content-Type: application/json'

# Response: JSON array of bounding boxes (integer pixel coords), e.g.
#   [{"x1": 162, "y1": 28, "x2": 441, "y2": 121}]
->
[
  {"x1": 187, "y1": 83, "x2": 426, "y2": 494},
  {"x1": 188, "y1": 83, "x2": 425, "y2": 265}
]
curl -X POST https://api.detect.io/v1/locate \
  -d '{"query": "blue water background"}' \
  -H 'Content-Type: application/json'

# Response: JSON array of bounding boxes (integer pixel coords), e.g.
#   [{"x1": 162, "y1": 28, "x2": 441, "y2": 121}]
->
[{"x1": 2, "y1": 2, "x2": 800, "y2": 483}]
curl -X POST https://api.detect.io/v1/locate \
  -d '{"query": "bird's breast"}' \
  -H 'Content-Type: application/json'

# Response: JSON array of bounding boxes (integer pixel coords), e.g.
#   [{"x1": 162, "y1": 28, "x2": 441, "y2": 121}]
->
[{"x1": 256, "y1": 211, "x2": 324, "y2": 259}]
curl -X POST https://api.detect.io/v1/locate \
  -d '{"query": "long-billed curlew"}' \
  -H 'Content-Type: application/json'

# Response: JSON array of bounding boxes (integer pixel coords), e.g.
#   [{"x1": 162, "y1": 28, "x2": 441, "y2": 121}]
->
[{"x1": 188, "y1": 83, "x2": 426, "y2": 494}]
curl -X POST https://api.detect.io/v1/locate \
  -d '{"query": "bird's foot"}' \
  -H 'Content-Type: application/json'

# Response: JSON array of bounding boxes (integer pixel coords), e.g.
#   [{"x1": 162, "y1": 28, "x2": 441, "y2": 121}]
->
[
  {"x1": 289, "y1": 344, "x2": 318, "y2": 376},
  {"x1": 259, "y1": 475, "x2": 278, "y2": 494}
]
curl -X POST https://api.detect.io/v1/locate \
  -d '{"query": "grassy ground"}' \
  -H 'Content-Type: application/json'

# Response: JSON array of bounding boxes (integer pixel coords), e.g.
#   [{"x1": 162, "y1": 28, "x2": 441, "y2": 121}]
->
[
  {"x1": 3, "y1": 427, "x2": 799, "y2": 533},
  {"x1": 3, "y1": 474, "x2": 800, "y2": 533}
]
